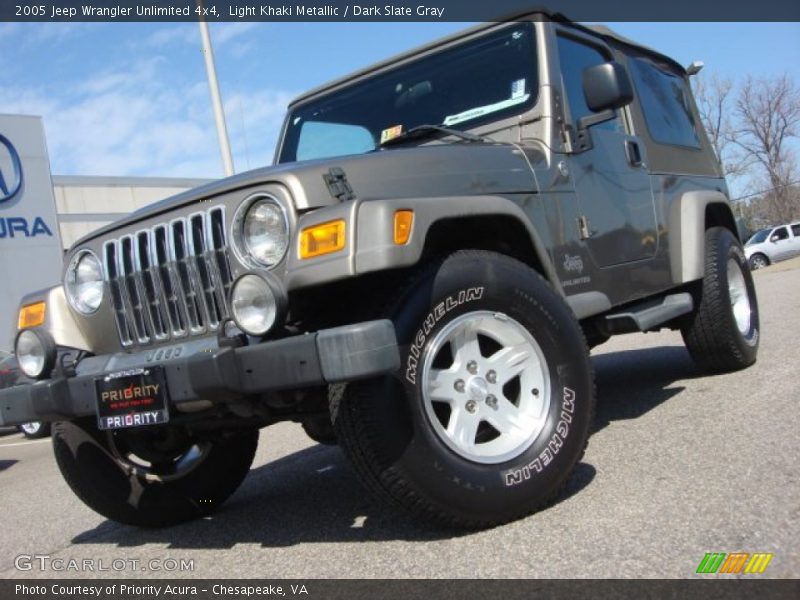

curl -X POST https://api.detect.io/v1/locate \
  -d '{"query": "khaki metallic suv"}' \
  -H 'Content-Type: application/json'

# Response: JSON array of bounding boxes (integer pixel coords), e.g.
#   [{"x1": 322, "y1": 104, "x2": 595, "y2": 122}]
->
[{"x1": 0, "y1": 11, "x2": 759, "y2": 528}]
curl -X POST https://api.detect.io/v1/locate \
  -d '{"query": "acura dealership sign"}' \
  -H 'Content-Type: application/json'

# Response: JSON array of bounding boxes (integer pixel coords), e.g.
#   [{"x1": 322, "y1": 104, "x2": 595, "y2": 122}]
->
[
  {"x1": 0, "y1": 115, "x2": 63, "y2": 350},
  {"x1": 0, "y1": 133, "x2": 24, "y2": 202}
]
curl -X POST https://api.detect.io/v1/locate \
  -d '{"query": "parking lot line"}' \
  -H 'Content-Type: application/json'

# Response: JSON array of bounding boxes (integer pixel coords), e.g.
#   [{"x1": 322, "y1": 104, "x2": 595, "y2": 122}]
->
[{"x1": 0, "y1": 438, "x2": 51, "y2": 449}]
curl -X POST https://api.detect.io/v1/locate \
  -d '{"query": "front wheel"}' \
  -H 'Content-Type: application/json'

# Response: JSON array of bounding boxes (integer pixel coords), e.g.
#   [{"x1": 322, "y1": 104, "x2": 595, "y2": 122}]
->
[
  {"x1": 748, "y1": 253, "x2": 769, "y2": 270},
  {"x1": 301, "y1": 415, "x2": 338, "y2": 445},
  {"x1": 53, "y1": 421, "x2": 258, "y2": 527},
  {"x1": 332, "y1": 250, "x2": 595, "y2": 528},
  {"x1": 682, "y1": 227, "x2": 760, "y2": 373}
]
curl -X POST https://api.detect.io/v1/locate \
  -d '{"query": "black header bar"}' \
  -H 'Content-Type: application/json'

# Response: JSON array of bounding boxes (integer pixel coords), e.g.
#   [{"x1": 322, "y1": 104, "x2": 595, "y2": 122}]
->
[
  {"x1": 2, "y1": 0, "x2": 800, "y2": 22},
  {"x1": 2, "y1": 579, "x2": 799, "y2": 600}
]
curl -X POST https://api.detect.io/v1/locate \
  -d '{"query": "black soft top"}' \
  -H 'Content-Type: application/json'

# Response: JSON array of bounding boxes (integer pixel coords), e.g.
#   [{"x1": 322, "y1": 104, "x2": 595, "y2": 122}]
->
[{"x1": 289, "y1": 9, "x2": 685, "y2": 109}]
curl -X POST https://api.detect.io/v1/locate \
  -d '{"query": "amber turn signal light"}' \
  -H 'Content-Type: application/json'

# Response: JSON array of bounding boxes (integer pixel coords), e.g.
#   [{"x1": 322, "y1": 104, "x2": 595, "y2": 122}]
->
[
  {"x1": 18, "y1": 302, "x2": 46, "y2": 329},
  {"x1": 393, "y1": 210, "x2": 414, "y2": 245},
  {"x1": 299, "y1": 220, "x2": 346, "y2": 259}
]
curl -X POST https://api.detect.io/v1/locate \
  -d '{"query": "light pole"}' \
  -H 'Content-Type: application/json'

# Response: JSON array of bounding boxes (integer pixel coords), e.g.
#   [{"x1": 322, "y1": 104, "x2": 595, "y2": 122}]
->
[{"x1": 197, "y1": 1, "x2": 234, "y2": 176}]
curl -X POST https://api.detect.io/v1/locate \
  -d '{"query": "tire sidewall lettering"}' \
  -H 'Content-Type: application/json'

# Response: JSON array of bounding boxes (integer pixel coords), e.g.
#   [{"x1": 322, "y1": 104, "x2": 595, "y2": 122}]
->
[
  {"x1": 405, "y1": 286, "x2": 484, "y2": 385},
  {"x1": 397, "y1": 270, "x2": 590, "y2": 495},
  {"x1": 501, "y1": 385, "x2": 577, "y2": 487}
]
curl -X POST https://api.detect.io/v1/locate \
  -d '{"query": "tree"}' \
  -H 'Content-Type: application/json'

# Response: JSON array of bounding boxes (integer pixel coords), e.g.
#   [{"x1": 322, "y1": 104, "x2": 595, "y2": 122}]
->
[
  {"x1": 692, "y1": 74, "x2": 750, "y2": 181},
  {"x1": 733, "y1": 74, "x2": 800, "y2": 223}
]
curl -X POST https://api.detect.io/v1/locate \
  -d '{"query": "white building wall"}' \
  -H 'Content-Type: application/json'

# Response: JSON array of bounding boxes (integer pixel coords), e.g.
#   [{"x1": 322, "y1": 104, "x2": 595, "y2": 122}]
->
[{"x1": 52, "y1": 176, "x2": 212, "y2": 249}]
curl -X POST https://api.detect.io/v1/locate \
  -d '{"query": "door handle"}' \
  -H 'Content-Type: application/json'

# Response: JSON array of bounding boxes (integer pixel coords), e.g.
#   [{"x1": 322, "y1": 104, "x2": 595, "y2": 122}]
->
[{"x1": 625, "y1": 140, "x2": 644, "y2": 168}]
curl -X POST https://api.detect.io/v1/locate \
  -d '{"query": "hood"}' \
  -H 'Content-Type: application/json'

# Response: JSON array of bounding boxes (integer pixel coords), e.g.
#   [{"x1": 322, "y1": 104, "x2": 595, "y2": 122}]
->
[{"x1": 75, "y1": 143, "x2": 541, "y2": 246}]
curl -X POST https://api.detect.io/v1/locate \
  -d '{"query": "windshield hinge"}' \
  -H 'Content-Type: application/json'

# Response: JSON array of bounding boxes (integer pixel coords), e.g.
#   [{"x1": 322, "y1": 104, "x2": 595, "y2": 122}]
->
[{"x1": 323, "y1": 167, "x2": 356, "y2": 202}]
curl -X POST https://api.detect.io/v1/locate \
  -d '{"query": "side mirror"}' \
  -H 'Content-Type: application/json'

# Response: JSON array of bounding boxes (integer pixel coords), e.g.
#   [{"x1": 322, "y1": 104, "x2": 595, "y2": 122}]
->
[
  {"x1": 572, "y1": 62, "x2": 634, "y2": 153},
  {"x1": 582, "y1": 61, "x2": 634, "y2": 113},
  {"x1": 770, "y1": 235, "x2": 780, "y2": 243}
]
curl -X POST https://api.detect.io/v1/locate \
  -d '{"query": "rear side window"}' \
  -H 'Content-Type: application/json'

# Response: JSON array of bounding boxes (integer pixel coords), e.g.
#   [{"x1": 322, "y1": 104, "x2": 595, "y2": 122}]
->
[
  {"x1": 791, "y1": 224, "x2": 800, "y2": 237},
  {"x1": 629, "y1": 57, "x2": 701, "y2": 149}
]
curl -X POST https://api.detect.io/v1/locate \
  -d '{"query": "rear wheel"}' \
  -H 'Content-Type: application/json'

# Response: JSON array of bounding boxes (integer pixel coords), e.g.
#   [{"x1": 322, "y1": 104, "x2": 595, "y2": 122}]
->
[
  {"x1": 332, "y1": 250, "x2": 595, "y2": 528},
  {"x1": 53, "y1": 421, "x2": 258, "y2": 527},
  {"x1": 682, "y1": 227, "x2": 759, "y2": 373}
]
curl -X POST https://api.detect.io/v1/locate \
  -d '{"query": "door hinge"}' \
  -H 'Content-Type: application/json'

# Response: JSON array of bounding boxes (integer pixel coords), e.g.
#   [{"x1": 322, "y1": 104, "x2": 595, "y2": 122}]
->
[{"x1": 577, "y1": 215, "x2": 593, "y2": 240}]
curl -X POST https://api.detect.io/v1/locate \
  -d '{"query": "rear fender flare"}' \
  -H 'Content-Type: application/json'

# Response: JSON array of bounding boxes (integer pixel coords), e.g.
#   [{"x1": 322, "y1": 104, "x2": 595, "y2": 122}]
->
[{"x1": 668, "y1": 190, "x2": 737, "y2": 284}]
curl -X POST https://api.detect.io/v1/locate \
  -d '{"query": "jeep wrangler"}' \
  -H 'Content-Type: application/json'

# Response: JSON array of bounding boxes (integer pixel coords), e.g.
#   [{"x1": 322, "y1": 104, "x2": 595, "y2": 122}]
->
[{"x1": 0, "y1": 12, "x2": 759, "y2": 529}]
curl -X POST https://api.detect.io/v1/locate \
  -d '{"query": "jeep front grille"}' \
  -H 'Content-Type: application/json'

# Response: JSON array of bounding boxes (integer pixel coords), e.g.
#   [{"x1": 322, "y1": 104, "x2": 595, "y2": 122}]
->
[{"x1": 103, "y1": 207, "x2": 233, "y2": 347}]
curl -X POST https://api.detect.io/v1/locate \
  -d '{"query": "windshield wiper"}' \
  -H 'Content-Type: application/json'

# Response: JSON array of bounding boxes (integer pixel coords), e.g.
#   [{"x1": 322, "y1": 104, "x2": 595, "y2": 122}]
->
[{"x1": 380, "y1": 124, "x2": 487, "y2": 147}]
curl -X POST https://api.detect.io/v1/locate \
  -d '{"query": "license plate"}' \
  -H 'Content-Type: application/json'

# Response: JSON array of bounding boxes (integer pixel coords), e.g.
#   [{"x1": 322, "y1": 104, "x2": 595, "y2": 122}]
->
[{"x1": 95, "y1": 367, "x2": 169, "y2": 430}]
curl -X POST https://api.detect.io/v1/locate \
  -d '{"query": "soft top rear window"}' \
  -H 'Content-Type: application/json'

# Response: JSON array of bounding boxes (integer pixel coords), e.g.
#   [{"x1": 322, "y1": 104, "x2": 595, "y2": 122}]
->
[{"x1": 629, "y1": 56, "x2": 701, "y2": 149}]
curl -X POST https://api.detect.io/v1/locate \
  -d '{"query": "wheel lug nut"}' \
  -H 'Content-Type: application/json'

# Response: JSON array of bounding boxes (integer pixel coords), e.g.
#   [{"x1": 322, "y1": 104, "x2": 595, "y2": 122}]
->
[
  {"x1": 532, "y1": 388, "x2": 539, "y2": 396},
  {"x1": 465, "y1": 400, "x2": 478, "y2": 413},
  {"x1": 486, "y1": 370, "x2": 497, "y2": 384},
  {"x1": 486, "y1": 394, "x2": 498, "y2": 410},
  {"x1": 467, "y1": 361, "x2": 478, "y2": 374},
  {"x1": 454, "y1": 379, "x2": 465, "y2": 393}
]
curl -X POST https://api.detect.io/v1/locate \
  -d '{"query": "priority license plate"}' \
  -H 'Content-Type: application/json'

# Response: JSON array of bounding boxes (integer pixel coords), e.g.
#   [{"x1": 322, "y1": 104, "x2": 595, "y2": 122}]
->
[{"x1": 95, "y1": 367, "x2": 169, "y2": 430}]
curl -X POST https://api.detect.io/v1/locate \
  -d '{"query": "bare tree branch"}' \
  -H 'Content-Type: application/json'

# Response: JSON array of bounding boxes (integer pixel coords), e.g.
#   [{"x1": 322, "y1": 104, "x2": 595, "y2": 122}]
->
[
  {"x1": 733, "y1": 74, "x2": 800, "y2": 223},
  {"x1": 691, "y1": 74, "x2": 751, "y2": 179}
]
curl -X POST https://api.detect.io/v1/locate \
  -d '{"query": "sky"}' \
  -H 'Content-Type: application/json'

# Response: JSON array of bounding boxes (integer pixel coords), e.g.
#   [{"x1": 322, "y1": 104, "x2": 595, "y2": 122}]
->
[{"x1": 0, "y1": 21, "x2": 798, "y2": 185}]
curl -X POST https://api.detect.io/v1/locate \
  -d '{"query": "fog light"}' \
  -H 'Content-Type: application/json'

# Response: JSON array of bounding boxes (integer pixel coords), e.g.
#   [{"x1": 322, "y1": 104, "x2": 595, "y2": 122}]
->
[
  {"x1": 15, "y1": 328, "x2": 57, "y2": 380},
  {"x1": 230, "y1": 273, "x2": 287, "y2": 337}
]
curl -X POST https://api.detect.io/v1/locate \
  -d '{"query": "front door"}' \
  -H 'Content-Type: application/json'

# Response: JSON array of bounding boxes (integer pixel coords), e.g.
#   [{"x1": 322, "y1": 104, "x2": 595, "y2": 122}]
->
[
  {"x1": 556, "y1": 33, "x2": 657, "y2": 268},
  {"x1": 769, "y1": 226, "x2": 793, "y2": 261}
]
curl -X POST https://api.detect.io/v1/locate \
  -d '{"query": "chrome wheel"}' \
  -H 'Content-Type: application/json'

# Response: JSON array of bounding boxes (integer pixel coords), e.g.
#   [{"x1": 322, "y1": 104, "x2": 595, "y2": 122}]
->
[
  {"x1": 749, "y1": 254, "x2": 768, "y2": 270},
  {"x1": 107, "y1": 429, "x2": 212, "y2": 482},
  {"x1": 53, "y1": 420, "x2": 259, "y2": 527},
  {"x1": 421, "y1": 310, "x2": 551, "y2": 464},
  {"x1": 19, "y1": 422, "x2": 43, "y2": 436},
  {"x1": 728, "y1": 258, "x2": 752, "y2": 335}
]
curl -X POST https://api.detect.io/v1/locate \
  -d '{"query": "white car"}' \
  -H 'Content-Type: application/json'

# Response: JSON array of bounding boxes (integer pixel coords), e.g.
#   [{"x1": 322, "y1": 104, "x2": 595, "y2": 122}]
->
[{"x1": 745, "y1": 222, "x2": 800, "y2": 269}]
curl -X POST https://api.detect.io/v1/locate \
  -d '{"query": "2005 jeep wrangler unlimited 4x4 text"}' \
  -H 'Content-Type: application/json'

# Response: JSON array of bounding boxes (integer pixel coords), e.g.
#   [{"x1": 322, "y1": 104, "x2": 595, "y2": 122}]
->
[{"x1": 1, "y1": 12, "x2": 759, "y2": 528}]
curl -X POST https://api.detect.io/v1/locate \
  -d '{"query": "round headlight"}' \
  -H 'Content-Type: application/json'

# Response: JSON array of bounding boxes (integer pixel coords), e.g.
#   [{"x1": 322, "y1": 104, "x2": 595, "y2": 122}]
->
[
  {"x1": 65, "y1": 250, "x2": 104, "y2": 314},
  {"x1": 230, "y1": 273, "x2": 287, "y2": 336},
  {"x1": 15, "y1": 328, "x2": 56, "y2": 379},
  {"x1": 234, "y1": 196, "x2": 289, "y2": 268}
]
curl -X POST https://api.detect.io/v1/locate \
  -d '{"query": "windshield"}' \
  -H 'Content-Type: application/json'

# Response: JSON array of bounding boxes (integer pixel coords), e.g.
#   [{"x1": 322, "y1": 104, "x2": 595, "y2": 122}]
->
[
  {"x1": 278, "y1": 24, "x2": 538, "y2": 164},
  {"x1": 746, "y1": 229, "x2": 770, "y2": 245}
]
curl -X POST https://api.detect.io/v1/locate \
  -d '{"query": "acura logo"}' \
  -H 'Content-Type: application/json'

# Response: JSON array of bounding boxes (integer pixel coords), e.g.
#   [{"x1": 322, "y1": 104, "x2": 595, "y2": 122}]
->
[{"x1": 0, "y1": 134, "x2": 24, "y2": 203}]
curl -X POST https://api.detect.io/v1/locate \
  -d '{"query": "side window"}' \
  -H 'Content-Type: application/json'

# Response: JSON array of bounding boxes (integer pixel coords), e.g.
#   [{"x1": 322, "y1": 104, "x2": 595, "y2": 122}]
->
[
  {"x1": 556, "y1": 35, "x2": 623, "y2": 133},
  {"x1": 791, "y1": 224, "x2": 800, "y2": 237},
  {"x1": 629, "y1": 57, "x2": 701, "y2": 148},
  {"x1": 295, "y1": 121, "x2": 374, "y2": 162},
  {"x1": 771, "y1": 226, "x2": 790, "y2": 241}
]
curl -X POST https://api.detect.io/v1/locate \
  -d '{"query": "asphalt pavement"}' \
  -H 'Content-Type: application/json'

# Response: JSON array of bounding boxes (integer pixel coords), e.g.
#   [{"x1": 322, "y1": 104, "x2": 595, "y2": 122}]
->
[{"x1": 0, "y1": 260, "x2": 797, "y2": 579}]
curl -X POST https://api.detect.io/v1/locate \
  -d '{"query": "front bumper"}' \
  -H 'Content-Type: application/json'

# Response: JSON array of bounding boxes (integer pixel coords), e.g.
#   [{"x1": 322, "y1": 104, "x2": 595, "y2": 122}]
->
[{"x1": 0, "y1": 320, "x2": 399, "y2": 427}]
